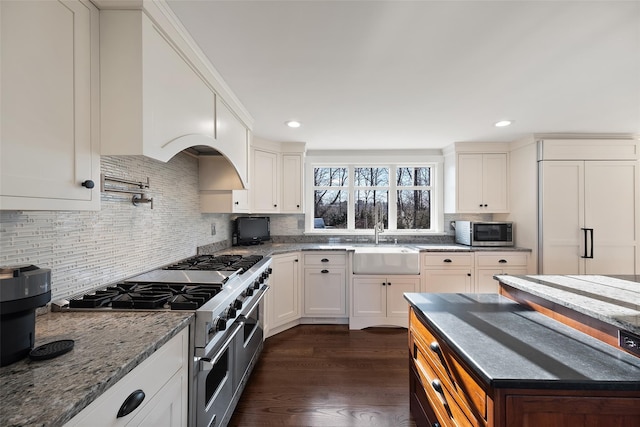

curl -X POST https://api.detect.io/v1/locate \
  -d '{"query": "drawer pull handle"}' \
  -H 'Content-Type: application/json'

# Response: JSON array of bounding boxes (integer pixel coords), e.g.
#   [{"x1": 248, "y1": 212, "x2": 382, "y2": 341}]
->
[
  {"x1": 321, "y1": 258, "x2": 329, "y2": 262},
  {"x1": 443, "y1": 258, "x2": 452, "y2": 263},
  {"x1": 429, "y1": 341, "x2": 440, "y2": 353},
  {"x1": 117, "y1": 389, "x2": 145, "y2": 418},
  {"x1": 499, "y1": 259, "x2": 507, "y2": 263},
  {"x1": 431, "y1": 379, "x2": 443, "y2": 394},
  {"x1": 321, "y1": 269, "x2": 329, "y2": 273}
]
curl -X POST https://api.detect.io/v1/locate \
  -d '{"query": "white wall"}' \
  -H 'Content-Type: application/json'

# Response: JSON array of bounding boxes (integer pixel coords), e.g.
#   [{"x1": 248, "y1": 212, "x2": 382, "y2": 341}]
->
[
  {"x1": 0, "y1": 153, "x2": 231, "y2": 300},
  {"x1": 495, "y1": 138, "x2": 539, "y2": 271}
]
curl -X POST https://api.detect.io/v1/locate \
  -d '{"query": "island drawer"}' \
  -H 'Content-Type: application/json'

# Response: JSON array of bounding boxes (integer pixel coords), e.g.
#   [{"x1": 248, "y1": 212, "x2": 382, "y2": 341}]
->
[{"x1": 410, "y1": 308, "x2": 487, "y2": 423}]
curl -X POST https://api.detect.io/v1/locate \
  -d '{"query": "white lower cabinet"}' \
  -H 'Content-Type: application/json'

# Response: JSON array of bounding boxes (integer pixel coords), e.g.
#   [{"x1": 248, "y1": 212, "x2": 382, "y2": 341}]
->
[
  {"x1": 266, "y1": 252, "x2": 301, "y2": 337},
  {"x1": 303, "y1": 253, "x2": 346, "y2": 317},
  {"x1": 421, "y1": 253, "x2": 474, "y2": 293},
  {"x1": 64, "y1": 328, "x2": 189, "y2": 427},
  {"x1": 475, "y1": 252, "x2": 529, "y2": 293},
  {"x1": 350, "y1": 275, "x2": 419, "y2": 330},
  {"x1": 422, "y1": 251, "x2": 530, "y2": 293}
]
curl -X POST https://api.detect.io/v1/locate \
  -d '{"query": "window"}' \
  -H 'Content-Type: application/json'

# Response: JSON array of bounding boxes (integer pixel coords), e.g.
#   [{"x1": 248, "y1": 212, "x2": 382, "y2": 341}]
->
[{"x1": 310, "y1": 162, "x2": 438, "y2": 233}]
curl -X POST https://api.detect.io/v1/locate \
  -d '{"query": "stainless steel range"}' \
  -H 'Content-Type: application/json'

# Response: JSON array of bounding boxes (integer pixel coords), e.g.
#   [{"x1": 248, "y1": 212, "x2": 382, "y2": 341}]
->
[{"x1": 53, "y1": 254, "x2": 272, "y2": 427}]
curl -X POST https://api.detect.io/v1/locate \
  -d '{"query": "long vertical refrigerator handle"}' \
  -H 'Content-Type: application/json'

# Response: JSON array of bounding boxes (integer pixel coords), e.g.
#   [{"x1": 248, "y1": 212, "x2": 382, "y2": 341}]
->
[{"x1": 581, "y1": 228, "x2": 594, "y2": 259}]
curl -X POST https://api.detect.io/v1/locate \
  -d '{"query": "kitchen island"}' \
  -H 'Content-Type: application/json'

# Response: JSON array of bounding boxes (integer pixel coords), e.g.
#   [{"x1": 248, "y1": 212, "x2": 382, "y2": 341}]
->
[
  {"x1": 405, "y1": 291, "x2": 640, "y2": 426},
  {"x1": 0, "y1": 311, "x2": 192, "y2": 427},
  {"x1": 496, "y1": 274, "x2": 640, "y2": 352}
]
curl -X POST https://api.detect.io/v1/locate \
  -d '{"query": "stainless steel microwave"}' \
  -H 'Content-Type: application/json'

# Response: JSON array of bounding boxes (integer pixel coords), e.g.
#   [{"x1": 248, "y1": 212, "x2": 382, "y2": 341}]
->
[{"x1": 454, "y1": 221, "x2": 514, "y2": 247}]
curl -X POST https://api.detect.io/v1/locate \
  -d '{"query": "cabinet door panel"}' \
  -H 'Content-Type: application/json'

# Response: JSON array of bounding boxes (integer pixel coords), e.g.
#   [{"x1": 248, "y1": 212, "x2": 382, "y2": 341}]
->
[
  {"x1": 303, "y1": 269, "x2": 346, "y2": 316},
  {"x1": 352, "y1": 278, "x2": 386, "y2": 317},
  {"x1": 540, "y1": 161, "x2": 585, "y2": 274},
  {"x1": 252, "y1": 149, "x2": 279, "y2": 212},
  {"x1": 281, "y1": 154, "x2": 303, "y2": 212},
  {"x1": 423, "y1": 270, "x2": 472, "y2": 293},
  {"x1": 1, "y1": 0, "x2": 99, "y2": 208},
  {"x1": 386, "y1": 279, "x2": 418, "y2": 317},
  {"x1": 584, "y1": 161, "x2": 638, "y2": 274},
  {"x1": 270, "y1": 254, "x2": 300, "y2": 328},
  {"x1": 482, "y1": 153, "x2": 508, "y2": 211},
  {"x1": 457, "y1": 154, "x2": 484, "y2": 211}
]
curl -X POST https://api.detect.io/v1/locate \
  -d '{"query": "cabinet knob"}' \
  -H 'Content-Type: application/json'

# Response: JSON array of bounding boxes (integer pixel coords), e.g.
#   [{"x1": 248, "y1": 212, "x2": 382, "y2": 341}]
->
[
  {"x1": 321, "y1": 269, "x2": 329, "y2": 273},
  {"x1": 274, "y1": 204, "x2": 277, "y2": 207},
  {"x1": 81, "y1": 180, "x2": 95, "y2": 189},
  {"x1": 382, "y1": 282, "x2": 386, "y2": 286},
  {"x1": 467, "y1": 273, "x2": 471, "y2": 277},
  {"x1": 443, "y1": 259, "x2": 452, "y2": 263},
  {"x1": 294, "y1": 259, "x2": 298, "y2": 262},
  {"x1": 234, "y1": 201, "x2": 239, "y2": 205},
  {"x1": 117, "y1": 389, "x2": 145, "y2": 418},
  {"x1": 387, "y1": 282, "x2": 391, "y2": 286},
  {"x1": 499, "y1": 259, "x2": 507, "y2": 263},
  {"x1": 296, "y1": 204, "x2": 300, "y2": 208}
]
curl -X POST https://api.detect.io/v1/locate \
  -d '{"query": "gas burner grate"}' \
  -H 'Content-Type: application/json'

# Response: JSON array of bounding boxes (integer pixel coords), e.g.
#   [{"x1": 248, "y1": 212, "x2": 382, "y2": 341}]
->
[
  {"x1": 68, "y1": 282, "x2": 223, "y2": 310},
  {"x1": 163, "y1": 254, "x2": 263, "y2": 274}
]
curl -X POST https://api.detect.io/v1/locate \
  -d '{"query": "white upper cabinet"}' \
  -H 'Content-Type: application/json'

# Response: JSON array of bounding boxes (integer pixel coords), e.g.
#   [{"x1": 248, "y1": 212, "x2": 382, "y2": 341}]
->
[
  {"x1": 1, "y1": 0, "x2": 100, "y2": 210},
  {"x1": 444, "y1": 143, "x2": 509, "y2": 213},
  {"x1": 100, "y1": 9, "x2": 250, "y2": 186},
  {"x1": 251, "y1": 139, "x2": 305, "y2": 214}
]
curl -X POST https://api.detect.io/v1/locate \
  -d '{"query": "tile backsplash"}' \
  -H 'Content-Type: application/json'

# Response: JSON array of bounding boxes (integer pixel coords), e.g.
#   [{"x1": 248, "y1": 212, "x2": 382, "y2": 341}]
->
[{"x1": 0, "y1": 153, "x2": 231, "y2": 301}]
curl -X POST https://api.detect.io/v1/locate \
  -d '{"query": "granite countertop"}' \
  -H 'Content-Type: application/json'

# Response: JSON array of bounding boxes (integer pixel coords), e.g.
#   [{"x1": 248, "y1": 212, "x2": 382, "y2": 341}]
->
[
  {"x1": 405, "y1": 292, "x2": 640, "y2": 391},
  {"x1": 204, "y1": 242, "x2": 531, "y2": 257},
  {"x1": 0, "y1": 311, "x2": 193, "y2": 427},
  {"x1": 496, "y1": 274, "x2": 640, "y2": 335}
]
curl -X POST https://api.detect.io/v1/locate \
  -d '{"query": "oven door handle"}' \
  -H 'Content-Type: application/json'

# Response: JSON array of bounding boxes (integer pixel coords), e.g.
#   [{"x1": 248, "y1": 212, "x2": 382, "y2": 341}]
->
[
  {"x1": 200, "y1": 322, "x2": 243, "y2": 371},
  {"x1": 239, "y1": 284, "x2": 270, "y2": 318}
]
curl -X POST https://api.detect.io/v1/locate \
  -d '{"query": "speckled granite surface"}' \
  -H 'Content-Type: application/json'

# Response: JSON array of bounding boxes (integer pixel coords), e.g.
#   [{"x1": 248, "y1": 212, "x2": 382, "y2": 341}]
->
[
  {"x1": 405, "y1": 293, "x2": 640, "y2": 390},
  {"x1": 198, "y1": 242, "x2": 531, "y2": 256},
  {"x1": 0, "y1": 311, "x2": 193, "y2": 427},
  {"x1": 496, "y1": 275, "x2": 640, "y2": 335}
]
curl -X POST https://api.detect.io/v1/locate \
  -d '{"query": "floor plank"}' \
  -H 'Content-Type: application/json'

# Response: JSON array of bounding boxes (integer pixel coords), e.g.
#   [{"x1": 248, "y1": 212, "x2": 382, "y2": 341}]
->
[{"x1": 229, "y1": 325, "x2": 416, "y2": 427}]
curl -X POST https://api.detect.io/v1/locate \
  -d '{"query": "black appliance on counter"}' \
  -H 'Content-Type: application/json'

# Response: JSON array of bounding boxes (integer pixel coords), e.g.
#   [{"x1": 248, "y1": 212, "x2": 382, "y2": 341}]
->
[
  {"x1": 233, "y1": 216, "x2": 270, "y2": 246},
  {"x1": 0, "y1": 265, "x2": 51, "y2": 366}
]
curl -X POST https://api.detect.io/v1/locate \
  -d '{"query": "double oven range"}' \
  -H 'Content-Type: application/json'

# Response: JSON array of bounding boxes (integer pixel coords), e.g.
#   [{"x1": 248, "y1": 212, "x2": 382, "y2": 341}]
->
[{"x1": 53, "y1": 254, "x2": 272, "y2": 427}]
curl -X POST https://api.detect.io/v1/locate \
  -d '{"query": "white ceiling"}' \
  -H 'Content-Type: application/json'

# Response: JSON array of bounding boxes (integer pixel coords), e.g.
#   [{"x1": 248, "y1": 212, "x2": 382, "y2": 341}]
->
[{"x1": 166, "y1": 0, "x2": 640, "y2": 151}]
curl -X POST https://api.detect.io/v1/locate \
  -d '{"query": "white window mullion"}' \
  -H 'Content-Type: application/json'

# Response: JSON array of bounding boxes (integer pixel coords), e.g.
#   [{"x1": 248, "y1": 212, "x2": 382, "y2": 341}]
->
[{"x1": 347, "y1": 165, "x2": 355, "y2": 230}]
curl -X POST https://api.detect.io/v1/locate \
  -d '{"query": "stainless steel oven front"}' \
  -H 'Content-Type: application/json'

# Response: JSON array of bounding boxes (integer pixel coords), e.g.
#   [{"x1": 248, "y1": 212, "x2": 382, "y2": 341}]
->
[{"x1": 195, "y1": 282, "x2": 269, "y2": 427}]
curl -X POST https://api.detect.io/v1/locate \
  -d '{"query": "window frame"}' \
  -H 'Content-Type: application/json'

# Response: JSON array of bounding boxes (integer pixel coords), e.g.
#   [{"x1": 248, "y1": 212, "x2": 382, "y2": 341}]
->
[{"x1": 305, "y1": 151, "x2": 444, "y2": 234}]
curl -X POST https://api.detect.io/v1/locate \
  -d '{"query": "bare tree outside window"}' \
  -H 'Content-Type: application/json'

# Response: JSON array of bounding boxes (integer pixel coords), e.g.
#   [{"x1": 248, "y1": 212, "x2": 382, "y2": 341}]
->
[
  {"x1": 313, "y1": 167, "x2": 348, "y2": 228},
  {"x1": 354, "y1": 167, "x2": 389, "y2": 229},
  {"x1": 397, "y1": 167, "x2": 431, "y2": 229}
]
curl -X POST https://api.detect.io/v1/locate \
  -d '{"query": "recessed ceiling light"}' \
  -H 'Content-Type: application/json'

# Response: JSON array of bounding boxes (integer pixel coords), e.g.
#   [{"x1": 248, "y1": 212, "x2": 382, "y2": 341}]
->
[
  {"x1": 494, "y1": 120, "x2": 513, "y2": 127},
  {"x1": 285, "y1": 120, "x2": 301, "y2": 128}
]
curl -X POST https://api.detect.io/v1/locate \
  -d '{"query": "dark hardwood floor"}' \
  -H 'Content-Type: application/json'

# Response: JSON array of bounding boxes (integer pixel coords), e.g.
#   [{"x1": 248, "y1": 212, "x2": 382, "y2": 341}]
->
[{"x1": 229, "y1": 325, "x2": 416, "y2": 427}]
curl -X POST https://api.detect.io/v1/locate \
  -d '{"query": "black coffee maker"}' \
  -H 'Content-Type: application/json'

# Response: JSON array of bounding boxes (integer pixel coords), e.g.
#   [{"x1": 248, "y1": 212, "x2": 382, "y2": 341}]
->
[{"x1": 0, "y1": 265, "x2": 51, "y2": 366}]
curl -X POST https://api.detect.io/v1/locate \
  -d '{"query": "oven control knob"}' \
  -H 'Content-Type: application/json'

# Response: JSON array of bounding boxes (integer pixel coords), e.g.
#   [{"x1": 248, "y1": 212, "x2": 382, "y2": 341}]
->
[
  {"x1": 215, "y1": 317, "x2": 227, "y2": 331},
  {"x1": 233, "y1": 299, "x2": 243, "y2": 310},
  {"x1": 253, "y1": 280, "x2": 261, "y2": 290},
  {"x1": 225, "y1": 307, "x2": 237, "y2": 319},
  {"x1": 258, "y1": 276, "x2": 265, "y2": 284},
  {"x1": 267, "y1": 268, "x2": 272, "y2": 275},
  {"x1": 245, "y1": 287, "x2": 254, "y2": 296},
  {"x1": 262, "y1": 272, "x2": 270, "y2": 280}
]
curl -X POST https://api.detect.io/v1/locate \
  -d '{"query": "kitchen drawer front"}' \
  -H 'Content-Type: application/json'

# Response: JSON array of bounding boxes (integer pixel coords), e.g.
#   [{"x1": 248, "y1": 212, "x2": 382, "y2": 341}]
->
[
  {"x1": 65, "y1": 328, "x2": 188, "y2": 426},
  {"x1": 475, "y1": 252, "x2": 528, "y2": 268},
  {"x1": 303, "y1": 252, "x2": 346, "y2": 266},
  {"x1": 411, "y1": 332, "x2": 481, "y2": 427},
  {"x1": 410, "y1": 309, "x2": 486, "y2": 422},
  {"x1": 423, "y1": 253, "x2": 473, "y2": 268}
]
